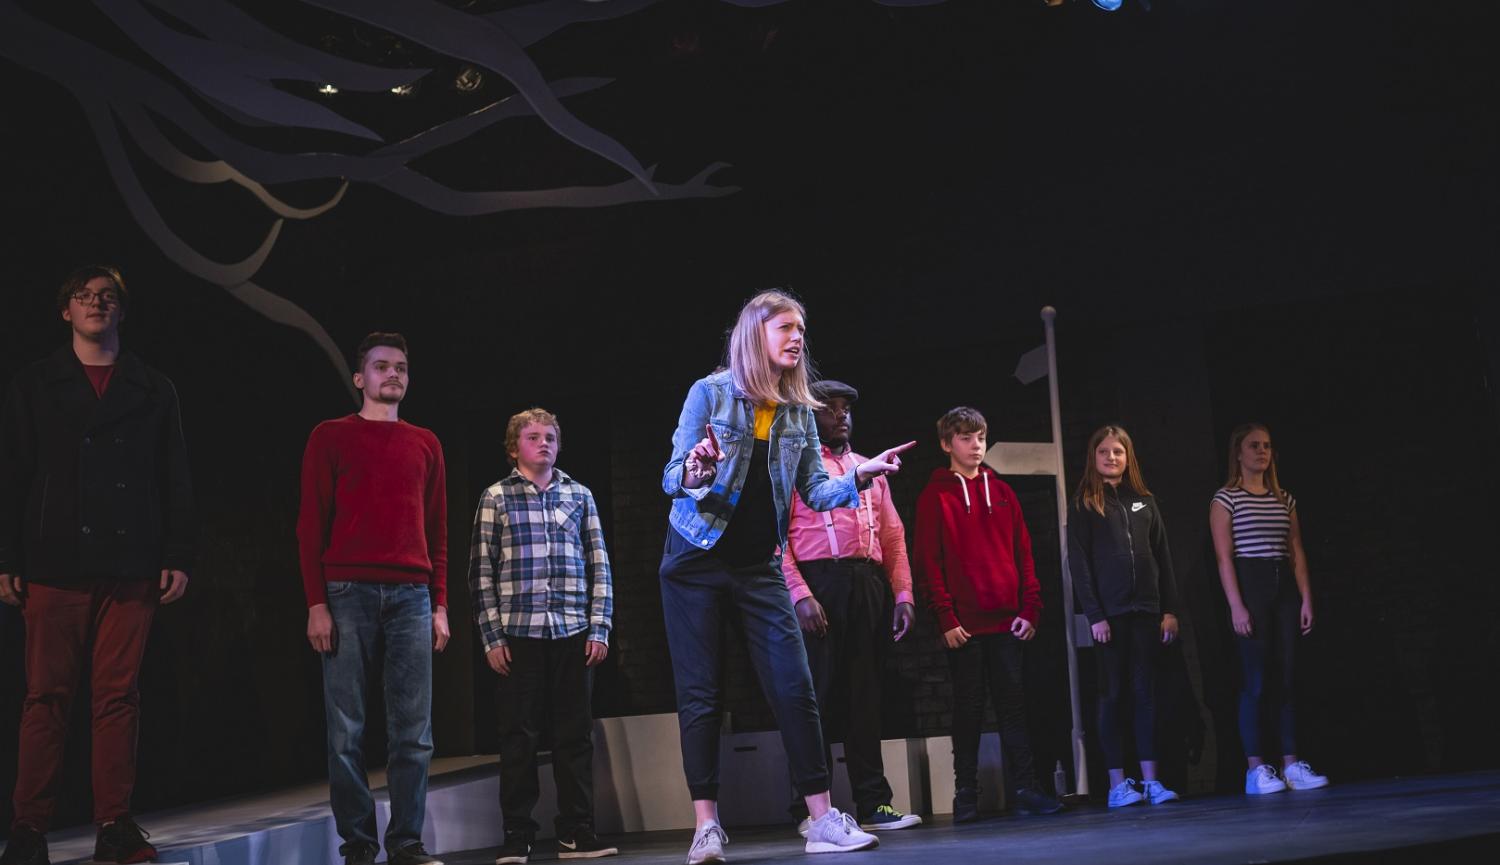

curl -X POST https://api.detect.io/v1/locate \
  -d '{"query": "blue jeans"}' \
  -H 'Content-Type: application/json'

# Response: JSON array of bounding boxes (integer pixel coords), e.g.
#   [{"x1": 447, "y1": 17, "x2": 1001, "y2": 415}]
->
[
  {"x1": 1232, "y1": 557, "x2": 1301, "y2": 759},
  {"x1": 1094, "y1": 611, "x2": 1160, "y2": 768},
  {"x1": 659, "y1": 531, "x2": 829, "y2": 801},
  {"x1": 322, "y1": 581, "x2": 434, "y2": 854}
]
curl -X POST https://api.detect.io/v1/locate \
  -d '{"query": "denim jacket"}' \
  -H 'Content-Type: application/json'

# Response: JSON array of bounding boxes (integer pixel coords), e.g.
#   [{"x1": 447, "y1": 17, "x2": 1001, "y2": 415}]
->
[{"x1": 663, "y1": 370, "x2": 860, "y2": 553}]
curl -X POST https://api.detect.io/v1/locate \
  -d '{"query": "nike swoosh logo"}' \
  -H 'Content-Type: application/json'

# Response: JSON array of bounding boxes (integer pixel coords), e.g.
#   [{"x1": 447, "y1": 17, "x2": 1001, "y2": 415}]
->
[{"x1": 560, "y1": 840, "x2": 577, "y2": 850}]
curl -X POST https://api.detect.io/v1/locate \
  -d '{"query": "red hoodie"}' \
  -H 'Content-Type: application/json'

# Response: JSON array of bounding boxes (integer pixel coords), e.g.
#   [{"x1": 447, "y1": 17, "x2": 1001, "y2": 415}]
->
[{"x1": 914, "y1": 467, "x2": 1042, "y2": 635}]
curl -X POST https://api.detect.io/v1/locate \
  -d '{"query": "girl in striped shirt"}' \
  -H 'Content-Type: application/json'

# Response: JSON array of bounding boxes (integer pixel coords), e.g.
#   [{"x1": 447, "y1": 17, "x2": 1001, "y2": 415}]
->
[{"x1": 1209, "y1": 423, "x2": 1330, "y2": 795}]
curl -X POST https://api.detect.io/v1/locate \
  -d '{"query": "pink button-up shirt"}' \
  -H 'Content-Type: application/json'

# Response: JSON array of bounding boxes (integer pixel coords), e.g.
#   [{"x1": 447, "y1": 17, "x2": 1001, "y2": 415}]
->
[{"x1": 783, "y1": 445, "x2": 915, "y2": 607}]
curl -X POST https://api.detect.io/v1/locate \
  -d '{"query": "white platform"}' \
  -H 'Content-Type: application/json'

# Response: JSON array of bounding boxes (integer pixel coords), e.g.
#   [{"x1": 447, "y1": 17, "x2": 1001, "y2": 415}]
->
[{"x1": 43, "y1": 715, "x2": 991, "y2": 864}]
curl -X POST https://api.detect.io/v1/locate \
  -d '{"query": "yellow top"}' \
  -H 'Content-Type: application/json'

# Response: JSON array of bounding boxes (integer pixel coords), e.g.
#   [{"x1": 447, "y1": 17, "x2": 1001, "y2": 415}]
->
[{"x1": 753, "y1": 403, "x2": 777, "y2": 441}]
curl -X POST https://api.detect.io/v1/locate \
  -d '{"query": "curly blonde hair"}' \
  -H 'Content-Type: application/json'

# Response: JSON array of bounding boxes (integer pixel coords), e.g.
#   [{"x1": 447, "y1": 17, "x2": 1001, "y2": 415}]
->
[{"x1": 505, "y1": 407, "x2": 560, "y2": 465}]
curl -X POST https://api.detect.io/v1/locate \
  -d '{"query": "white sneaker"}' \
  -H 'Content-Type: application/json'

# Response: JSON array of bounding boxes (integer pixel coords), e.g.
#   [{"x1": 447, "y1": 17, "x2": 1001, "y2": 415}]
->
[
  {"x1": 1107, "y1": 779, "x2": 1144, "y2": 808},
  {"x1": 686, "y1": 822, "x2": 727, "y2": 865},
  {"x1": 1283, "y1": 761, "x2": 1329, "y2": 790},
  {"x1": 1141, "y1": 779, "x2": 1179, "y2": 805},
  {"x1": 804, "y1": 808, "x2": 879, "y2": 854},
  {"x1": 1245, "y1": 765, "x2": 1287, "y2": 795},
  {"x1": 796, "y1": 817, "x2": 811, "y2": 838}
]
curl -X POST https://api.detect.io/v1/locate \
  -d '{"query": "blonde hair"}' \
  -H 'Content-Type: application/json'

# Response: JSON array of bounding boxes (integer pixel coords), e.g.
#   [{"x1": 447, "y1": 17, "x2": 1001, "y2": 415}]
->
[
  {"x1": 727, "y1": 289, "x2": 821, "y2": 407},
  {"x1": 506, "y1": 407, "x2": 560, "y2": 465},
  {"x1": 1224, "y1": 422, "x2": 1289, "y2": 504},
  {"x1": 1073, "y1": 425, "x2": 1152, "y2": 516}
]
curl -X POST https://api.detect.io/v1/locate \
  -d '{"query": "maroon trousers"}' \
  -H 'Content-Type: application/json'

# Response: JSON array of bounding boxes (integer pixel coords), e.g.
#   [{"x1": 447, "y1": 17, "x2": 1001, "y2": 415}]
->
[{"x1": 13, "y1": 580, "x2": 157, "y2": 831}]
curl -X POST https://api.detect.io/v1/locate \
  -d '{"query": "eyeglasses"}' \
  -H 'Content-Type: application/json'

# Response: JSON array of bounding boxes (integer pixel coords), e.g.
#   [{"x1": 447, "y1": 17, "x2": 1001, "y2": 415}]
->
[{"x1": 71, "y1": 289, "x2": 121, "y2": 307}]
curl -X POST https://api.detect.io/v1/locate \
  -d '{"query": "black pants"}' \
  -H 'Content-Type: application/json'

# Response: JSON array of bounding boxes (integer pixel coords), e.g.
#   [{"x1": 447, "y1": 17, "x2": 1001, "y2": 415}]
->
[
  {"x1": 947, "y1": 631, "x2": 1038, "y2": 792},
  {"x1": 1093, "y1": 611, "x2": 1160, "y2": 769},
  {"x1": 1233, "y1": 557, "x2": 1302, "y2": 759},
  {"x1": 789, "y1": 559, "x2": 895, "y2": 820},
  {"x1": 659, "y1": 540, "x2": 829, "y2": 801},
  {"x1": 496, "y1": 632, "x2": 595, "y2": 836}
]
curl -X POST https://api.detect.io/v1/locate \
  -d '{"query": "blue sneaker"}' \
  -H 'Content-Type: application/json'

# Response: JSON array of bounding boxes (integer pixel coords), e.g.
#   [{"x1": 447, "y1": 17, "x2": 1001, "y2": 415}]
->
[
  {"x1": 1107, "y1": 779, "x2": 1144, "y2": 808},
  {"x1": 1142, "y1": 779, "x2": 1179, "y2": 805}
]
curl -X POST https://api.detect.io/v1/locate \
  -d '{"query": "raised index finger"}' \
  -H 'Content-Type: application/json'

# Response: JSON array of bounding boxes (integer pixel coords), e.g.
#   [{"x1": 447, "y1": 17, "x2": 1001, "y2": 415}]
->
[
  {"x1": 887, "y1": 440, "x2": 918, "y2": 457},
  {"x1": 704, "y1": 424, "x2": 722, "y2": 457}
]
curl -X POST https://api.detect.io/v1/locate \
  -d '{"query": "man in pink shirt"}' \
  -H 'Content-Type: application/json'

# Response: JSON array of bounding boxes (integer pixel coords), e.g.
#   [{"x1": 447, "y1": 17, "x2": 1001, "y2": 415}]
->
[{"x1": 784, "y1": 380, "x2": 922, "y2": 833}]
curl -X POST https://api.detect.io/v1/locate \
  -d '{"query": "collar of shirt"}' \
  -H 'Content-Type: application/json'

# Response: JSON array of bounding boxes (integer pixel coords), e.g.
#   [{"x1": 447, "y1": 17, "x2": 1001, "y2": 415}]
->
[
  {"x1": 820, "y1": 443, "x2": 862, "y2": 472},
  {"x1": 501, "y1": 466, "x2": 573, "y2": 494}
]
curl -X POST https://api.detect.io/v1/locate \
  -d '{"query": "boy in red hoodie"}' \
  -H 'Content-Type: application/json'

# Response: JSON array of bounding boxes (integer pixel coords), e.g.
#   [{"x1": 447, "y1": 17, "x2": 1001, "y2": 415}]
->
[{"x1": 914, "y1": 407, "x2": 1063, "y2": 822}]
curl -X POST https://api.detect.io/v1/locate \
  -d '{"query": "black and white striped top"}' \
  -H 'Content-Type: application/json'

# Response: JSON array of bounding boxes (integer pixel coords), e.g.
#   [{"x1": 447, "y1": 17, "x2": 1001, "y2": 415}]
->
[{"x1": 1212, "y1": 486, "x2": 1297, "y2": 559}]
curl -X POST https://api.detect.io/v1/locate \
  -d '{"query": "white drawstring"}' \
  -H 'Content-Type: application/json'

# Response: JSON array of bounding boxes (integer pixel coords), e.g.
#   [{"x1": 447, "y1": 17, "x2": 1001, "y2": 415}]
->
[
  {"x1": 953, "y1": 472, "x2": 971, "y2": 513},
  {"x1": 953, "y1": 471, "x2": 993, "y2": 514}
]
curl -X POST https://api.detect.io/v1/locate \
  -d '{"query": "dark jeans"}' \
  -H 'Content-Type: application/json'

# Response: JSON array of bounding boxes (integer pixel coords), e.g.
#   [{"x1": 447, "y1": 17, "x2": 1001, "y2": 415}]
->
[
  {"x1": 659, "y1": 538, "x2": 829, "y2": 801},
  {"x1": 947, "y1": 631, "x2": 1038, "y2": 792},
  {"x1": 789, "y1": 559, "x2": 894, "y2": 820},
  {"x1": 322, "y1": 581, "x2": 433, "y2": 855},
  {"x1": 1094, "y1": 612, "x2": 1160, "y2": 769},
  {"x1": 13, "y1": 580, "x2": 157, "y2": 831},
  {"x1": 1233, "y1": 557, "x2": 1302, "y2": 760},
  {"x1": 496, "y1": 633, "x2": 595, "y2": 837}
]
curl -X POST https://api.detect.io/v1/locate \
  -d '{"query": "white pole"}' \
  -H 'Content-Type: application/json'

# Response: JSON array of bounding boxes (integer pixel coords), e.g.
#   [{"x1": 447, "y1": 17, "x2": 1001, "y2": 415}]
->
[{"x1": 1042, "y1": 305, "x2": 1088, "y2": 797}]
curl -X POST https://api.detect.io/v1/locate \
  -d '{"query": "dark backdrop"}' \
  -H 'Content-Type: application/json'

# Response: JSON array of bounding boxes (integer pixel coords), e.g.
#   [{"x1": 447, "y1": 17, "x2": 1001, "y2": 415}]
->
[{"x1": 2, "y1": 0, "x2": 1498, "y2": 830}]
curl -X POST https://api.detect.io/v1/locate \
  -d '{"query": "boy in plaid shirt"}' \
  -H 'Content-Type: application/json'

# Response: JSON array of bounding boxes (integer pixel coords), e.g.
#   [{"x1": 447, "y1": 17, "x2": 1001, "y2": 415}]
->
[{"x1": 469, "y1": 408, "x2": 615, "y2": 863}]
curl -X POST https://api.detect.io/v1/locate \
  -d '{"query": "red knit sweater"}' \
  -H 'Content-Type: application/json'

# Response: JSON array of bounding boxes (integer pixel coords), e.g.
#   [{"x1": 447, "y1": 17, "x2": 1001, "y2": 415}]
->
[
  {"x1": 296, "y1": 414, "x2": 448, "y2": 608},
  {"x1": 914, "y1": 467, "x2": 1042, "y2": 635}
]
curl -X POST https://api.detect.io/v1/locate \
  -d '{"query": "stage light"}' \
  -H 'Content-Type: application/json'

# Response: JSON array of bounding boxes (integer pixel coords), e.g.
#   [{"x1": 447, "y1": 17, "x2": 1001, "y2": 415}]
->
[
  {"x1": 1093, "y1": 0, "x2": 1123, "y2": 9},
  {"x1": 317, "y1": 83, "x2": 339, "y2": 96},
  {"x1": 390, "y1": 82, "x2": 419, "y2": 97},
  {"x1": 453, "y1": 65, "x2": 484, "y2": 93}
]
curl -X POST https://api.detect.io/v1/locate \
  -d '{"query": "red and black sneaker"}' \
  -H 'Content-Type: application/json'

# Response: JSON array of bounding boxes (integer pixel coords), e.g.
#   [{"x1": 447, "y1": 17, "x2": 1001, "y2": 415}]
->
[
  {"x1": 0, "y1": 824, "x2": 51, "y2": 865},
  {"x1": 93, "y1": 817, "x2": 156, "y2": 864}
]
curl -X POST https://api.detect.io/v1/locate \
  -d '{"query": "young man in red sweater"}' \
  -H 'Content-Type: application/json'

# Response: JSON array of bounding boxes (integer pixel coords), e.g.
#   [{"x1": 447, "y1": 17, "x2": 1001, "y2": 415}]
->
[
  {"x1": 297, "y1": 333, "x2": 448, "y2": 865},
  {"x1": 914, "y1": 407, "x2": 1062, "y2": 823}
]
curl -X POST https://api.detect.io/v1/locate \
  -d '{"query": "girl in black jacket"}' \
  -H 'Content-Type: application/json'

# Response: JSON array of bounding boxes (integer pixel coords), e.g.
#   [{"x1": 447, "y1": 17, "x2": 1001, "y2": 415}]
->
[{"x1": 1067, "y1": 425, "x2": 1181, "y2": 808}]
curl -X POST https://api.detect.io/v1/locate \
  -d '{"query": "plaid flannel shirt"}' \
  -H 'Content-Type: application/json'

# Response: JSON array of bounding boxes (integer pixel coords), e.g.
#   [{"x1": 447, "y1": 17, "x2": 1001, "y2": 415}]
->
[{"x1": 468, "y1": 467, "x2": 613, "y2": 651}]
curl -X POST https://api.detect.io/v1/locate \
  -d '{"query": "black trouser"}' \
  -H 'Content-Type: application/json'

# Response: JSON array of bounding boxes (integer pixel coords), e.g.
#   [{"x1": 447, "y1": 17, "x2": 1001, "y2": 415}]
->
[
  {"x1": 496, "y1": 632, "x2": 595, "y2": 837},
  {"x1": 947, "y1": 631, "x2": 1038, "y2": 792},
  {"x1": 788, "y1": 559, "x2": 895, "y2": 820},
  {"x1": 1093, "y1": 611, "x2": 1160, "y2": 769},
  {"x1": 1233, "y1": 556, "x2": 1301, "y2": 759},
  {"x1": 659, "y1": 550, "x2": 829, "y2": 801}
]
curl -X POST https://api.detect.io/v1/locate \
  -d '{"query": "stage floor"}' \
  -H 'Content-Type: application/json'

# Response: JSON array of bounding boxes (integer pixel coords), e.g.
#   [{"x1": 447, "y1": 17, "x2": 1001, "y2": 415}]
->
[
  {"x1": 40, "y1": 767, "x2": 1500, "y2": 864},
  {"x1": 437, "y1": 771, "x2": 1500, "y2": 865}
]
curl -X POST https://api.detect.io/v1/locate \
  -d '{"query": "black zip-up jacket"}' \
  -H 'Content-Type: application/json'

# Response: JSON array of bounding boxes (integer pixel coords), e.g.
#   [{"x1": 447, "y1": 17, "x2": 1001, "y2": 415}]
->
[
  {"x1": 1067, "y1": 484, "x2": 1177, "y2": 625},
  {"x1": 0, "y1": 346, "x2": 194, "y2": 582}
]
